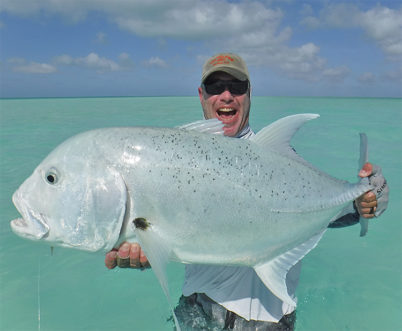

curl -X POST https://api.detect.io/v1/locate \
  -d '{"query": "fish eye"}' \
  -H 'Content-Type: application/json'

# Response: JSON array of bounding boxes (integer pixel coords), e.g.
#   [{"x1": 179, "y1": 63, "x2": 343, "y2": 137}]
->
[{"x1": 45, "y1": 171, "x2": 58, "y2": 185}]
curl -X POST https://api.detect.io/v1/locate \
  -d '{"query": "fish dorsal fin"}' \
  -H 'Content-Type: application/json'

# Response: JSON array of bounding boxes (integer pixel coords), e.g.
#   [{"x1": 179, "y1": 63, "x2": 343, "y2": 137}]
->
[
  {"x1": 133, "y1": 220, "x2": 181, "y2": 331},
  {"x1": 177, "y1": 118, "x2": 224, "y2": 135},
  {"x1": 250, "y1": 113, "x2": 319, "y2": 159},
  {"x1": 254, "y1": 229, "x2": 326, "y2": 306}
]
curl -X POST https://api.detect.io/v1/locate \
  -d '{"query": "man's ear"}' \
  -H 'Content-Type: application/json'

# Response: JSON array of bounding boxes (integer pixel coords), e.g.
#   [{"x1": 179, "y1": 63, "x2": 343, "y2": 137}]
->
[{"x1": 198, "y1": 86, "x2": 204, "y2": 102}]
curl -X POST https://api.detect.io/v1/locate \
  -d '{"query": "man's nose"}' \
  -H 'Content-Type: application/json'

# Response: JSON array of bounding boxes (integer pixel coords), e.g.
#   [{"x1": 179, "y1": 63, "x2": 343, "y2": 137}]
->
[{"x1": 218, "y1": 89, "x2": 234, "y2": 102}]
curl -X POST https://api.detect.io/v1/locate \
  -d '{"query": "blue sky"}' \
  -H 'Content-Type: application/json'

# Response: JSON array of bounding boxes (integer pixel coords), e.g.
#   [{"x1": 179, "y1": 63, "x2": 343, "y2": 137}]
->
[{"x1": 1, "y1": 0, "x2": 401, "y2": 98}]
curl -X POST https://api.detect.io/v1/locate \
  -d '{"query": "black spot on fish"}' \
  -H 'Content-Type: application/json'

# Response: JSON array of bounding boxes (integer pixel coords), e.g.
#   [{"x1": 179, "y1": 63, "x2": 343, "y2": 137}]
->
[{"x1": 133, "y1": 218, "x2": 149, "y2": 230}]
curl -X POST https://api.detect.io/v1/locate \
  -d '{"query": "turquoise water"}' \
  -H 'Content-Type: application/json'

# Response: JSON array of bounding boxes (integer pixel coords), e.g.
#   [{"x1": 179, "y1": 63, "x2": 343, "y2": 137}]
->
[{"x1": 1, "y1": 96, "x2": 401, "y2": 331}]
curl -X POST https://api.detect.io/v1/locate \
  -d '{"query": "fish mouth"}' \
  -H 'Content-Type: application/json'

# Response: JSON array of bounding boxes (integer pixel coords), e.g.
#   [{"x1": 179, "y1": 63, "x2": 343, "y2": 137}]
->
[{"x1": 10, "y1": 192, "x2": 49, "y2": 240}]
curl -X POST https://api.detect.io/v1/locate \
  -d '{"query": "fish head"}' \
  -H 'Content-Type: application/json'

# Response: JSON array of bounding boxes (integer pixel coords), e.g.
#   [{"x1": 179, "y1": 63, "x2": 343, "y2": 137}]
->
[{"x1": 10, "y1": 136, "x2": 127, "y2": 252}]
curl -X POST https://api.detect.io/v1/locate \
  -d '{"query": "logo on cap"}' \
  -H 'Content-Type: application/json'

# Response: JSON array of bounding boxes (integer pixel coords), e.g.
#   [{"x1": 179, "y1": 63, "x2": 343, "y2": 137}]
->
[{"x1": 209, "y1": 55, "x2": 234, "y2": 66}]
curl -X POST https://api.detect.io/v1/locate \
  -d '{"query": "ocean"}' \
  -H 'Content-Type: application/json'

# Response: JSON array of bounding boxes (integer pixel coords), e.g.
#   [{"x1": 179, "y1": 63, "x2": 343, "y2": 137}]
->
[{"x1": 0, "y1": 96, "x2": 401, "y2": 331}]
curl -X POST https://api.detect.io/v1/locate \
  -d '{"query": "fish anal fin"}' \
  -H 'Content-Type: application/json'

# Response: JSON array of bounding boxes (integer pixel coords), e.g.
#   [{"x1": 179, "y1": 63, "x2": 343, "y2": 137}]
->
[{"x1": 254, "y1": 229, "x2": 326, "y2": 306}]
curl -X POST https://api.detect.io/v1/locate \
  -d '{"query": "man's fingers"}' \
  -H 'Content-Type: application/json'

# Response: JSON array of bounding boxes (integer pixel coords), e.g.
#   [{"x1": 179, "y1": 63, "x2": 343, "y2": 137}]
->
[
  {"x1": 359, "y1": 200, "x2": 377, "y2": 208},
  {"x1": 358, "y1": 203, "x2": 376, "y2": 218},
  {"x1": 359, "y1": 162, "x2": 373, "y2": 178},
  {"x1": 118, "y1": 242, "x2": 130, "y2": 258},
  {"x1": 139, "y1": 249, "x2": 151, "y2": 268},
  {"x1": 105, "y1": 250, "x2": 118, "y2": 269},
  {"x1": 115, "y1": 242, "x2": 131, "y2": 268},
  {"x1": 105, "y1": 242, "x2": 150, "y2": 270},
  {"x1": 129, "y1": 243, "x2": 142, "y2": 268},
  {"x1": 355, "y1": 189, "x2": 377, "y2": 219},
  {"x1": 360, "y1": 213, "x2": 375, "y2": 219},
  {"x1": 356, "y1": 191, "x2": 376, "y2": 205},
  {"x1": 355, "y1": 162, "x2": 388, "y2": 218},
  {"x1": 362, "y1": 191, "x2": 376, "y2": 202}
]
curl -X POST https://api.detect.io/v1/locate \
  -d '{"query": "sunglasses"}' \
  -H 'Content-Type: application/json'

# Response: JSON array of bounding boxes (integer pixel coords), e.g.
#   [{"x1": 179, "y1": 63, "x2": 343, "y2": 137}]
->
[{"x1": 202, "y1": 80, "x2": 249, "y2": 95}]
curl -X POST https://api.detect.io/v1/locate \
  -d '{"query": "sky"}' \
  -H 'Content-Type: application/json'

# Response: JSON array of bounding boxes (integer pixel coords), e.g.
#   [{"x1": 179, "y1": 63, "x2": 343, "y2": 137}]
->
[{"x1": 0, "y1": 0, "x2": 401, "y2": 98}]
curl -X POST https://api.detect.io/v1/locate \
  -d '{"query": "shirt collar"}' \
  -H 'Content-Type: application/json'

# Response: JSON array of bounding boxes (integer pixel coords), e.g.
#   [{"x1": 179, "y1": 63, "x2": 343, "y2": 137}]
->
[{"x1": 235, "y1": 124, "x2": 255, "y2": 139}]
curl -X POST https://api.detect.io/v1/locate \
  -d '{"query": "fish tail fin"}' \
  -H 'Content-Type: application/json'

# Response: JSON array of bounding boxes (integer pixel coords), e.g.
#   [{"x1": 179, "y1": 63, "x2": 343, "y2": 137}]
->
[{"x1": 358, "y1": 133, "x2": 369, "y2": 237}]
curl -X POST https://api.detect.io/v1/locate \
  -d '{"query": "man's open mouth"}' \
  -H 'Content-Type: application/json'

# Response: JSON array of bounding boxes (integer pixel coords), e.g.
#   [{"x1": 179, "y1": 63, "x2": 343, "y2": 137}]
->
[{"x1": 217, "y1": 108, "x2": 237, "y2": 118}]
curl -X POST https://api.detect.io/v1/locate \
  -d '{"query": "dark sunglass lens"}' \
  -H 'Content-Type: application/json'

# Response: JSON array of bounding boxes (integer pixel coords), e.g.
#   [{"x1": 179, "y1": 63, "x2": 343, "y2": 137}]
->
[
  {"x1": 230, "y1": 81, "x2": 248, "y2": 94},
  {"x1": 205, "y1": 82, "x2": 225, "y2": 94},
  {"x1": 204, "y1": 80, "x2": 248, "y2": 95}
]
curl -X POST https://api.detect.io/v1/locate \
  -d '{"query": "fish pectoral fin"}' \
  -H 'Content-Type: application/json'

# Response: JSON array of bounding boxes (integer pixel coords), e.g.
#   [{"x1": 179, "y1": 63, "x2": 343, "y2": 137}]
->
[
  {"x1": 254, "y1": 229, "x2": 326, "y2": 306},
  {"x1": 177, "y1": 118, "x2": 224, "y2": 135},
  {"x1": 134, "y1": 225, "x2": 181, "y2": 331}
]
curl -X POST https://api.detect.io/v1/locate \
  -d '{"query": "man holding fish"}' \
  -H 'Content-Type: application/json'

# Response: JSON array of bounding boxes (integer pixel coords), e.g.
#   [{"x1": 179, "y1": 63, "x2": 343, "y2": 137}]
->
[{"x1": 105, "y1": 53, "x2": 389, "y2": 330}]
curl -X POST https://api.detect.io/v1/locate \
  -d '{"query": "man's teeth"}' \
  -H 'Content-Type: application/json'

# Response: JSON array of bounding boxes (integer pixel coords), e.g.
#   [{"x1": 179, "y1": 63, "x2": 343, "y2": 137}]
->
[{"x1": 218, "y1": 108, "x2": 236, "y2": 115}]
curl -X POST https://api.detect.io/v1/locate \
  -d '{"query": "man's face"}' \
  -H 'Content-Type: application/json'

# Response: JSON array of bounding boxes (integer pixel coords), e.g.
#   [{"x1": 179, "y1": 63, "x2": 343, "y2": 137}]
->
[{"x1": 198, "y1": 72, "x2": 251, "y2": 137}]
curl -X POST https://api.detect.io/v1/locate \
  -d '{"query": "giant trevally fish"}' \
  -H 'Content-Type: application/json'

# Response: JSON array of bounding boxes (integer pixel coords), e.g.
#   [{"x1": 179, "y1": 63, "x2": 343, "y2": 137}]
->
[{"x1": 10, "y1": 114, "x2": 372, "y2": 329}]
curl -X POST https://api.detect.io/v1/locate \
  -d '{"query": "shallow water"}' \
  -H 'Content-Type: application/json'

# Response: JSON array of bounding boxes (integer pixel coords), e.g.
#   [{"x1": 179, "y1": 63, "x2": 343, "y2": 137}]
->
[{"x1": 1, "y1": 96, "x2": 401, "y2": 330}]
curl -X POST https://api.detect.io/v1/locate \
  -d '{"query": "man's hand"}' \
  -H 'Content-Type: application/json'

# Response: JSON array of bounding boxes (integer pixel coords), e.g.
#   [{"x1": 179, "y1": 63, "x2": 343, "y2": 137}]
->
[
  {"x1": 105, "y1": 242, "x2": 150, "y2": 269},
  {"x1": 355, "y1": 162, "x2": 388, "y2": 219}
]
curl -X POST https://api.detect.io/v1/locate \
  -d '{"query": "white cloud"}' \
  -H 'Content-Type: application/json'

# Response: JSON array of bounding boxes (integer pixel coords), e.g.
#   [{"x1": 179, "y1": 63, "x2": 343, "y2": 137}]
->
[
  {"x1": 0, "y1": 0, "x2": 88, "y2": 21},
  {"x1": 53, "y1": 54, "x2": 74, "y2": 65},
  {"x1": 300, "y1": 4, "x2": 402, "y2": 60},
  {"x1": 0, "y1": 1, "x2": 283, "y2": 40},
  {"x1": 359, "y1": 6, "x2": 402, "y2": 59},
  {"x1": 382, "y1": 67, "x2": 402, "y2": 83},
  {"x1": 8, "y1": 57, "x2": 56, "y2": 74},
  {"x1": 0, "y1": 0, "x2": 275, "y2": 39},
  {"x1": 76, "y1": 53, "x2": 120, "y2": 72},
  {"x1": 7, "y1": 57, "x2": 26, "y2": 64},
  {"x1": 322, "y1": 66, "x2": 350, "y2": 83},
  {"x1": 143, "y1": 56, "x2": 167, "y2": 68},
  {"x1": 300, "y1": 16, "x2": 320, "y2": 29},
  {"x1": 112, "y1": 1, "x2": 283, "y2": 41},
  {"x1": 358, "y1": 72, "x2": 376, "y2": 84},
  {"x1": 300, "y1": 4, "x2": 313, "y2": 17},
  {"x1": 12, "y1": 61, "x2": 57, "y2": 74},
  {"x1": 118, "y1": 52, "x2": 134, "y2": 68},
  {"x1": 317, "y1": 3, "x2": 360, "y2": 28},
  {"x1": 54, "y1": 52, "x2": 133, "y2": 72},
  {"x1": 2, "y1": 0, "x2": 396, "y2": 82}
]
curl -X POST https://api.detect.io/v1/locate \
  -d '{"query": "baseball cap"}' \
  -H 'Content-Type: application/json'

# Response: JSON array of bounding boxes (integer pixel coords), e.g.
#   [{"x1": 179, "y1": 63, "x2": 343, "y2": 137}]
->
[{"x1": 201, "y1": 53, "x2": 249, "y2": 83}]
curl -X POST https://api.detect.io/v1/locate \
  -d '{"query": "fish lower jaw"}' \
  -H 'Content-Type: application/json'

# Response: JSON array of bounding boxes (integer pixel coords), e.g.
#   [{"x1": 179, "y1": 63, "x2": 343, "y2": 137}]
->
[
  {"x1": 10, "y1": 214, "x2": 49, "y2": 240},
  {"x1": 10, "y1": 217, "x2": 29, "y2": 229}
]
